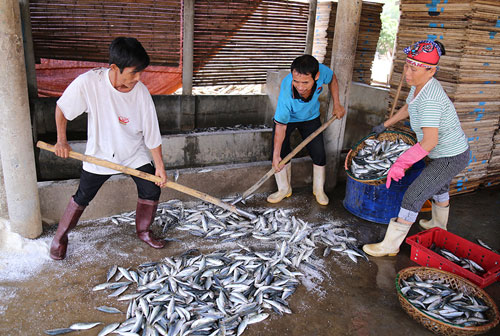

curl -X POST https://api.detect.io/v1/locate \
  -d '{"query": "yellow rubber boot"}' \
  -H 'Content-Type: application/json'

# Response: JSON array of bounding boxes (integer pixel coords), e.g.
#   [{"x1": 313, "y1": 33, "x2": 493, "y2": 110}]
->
[
  {"x1": 419, "y1": 203, "x2": 449, "y2": 230},
  {"x1": 313, "y1": 164, "x2": 329, "y2": 205},
  {"x1": 362, "y1": 218, "x2": 411, "y2": 257},
  {"x1": 267, "y1": 163, "x2": 292, "y2": 203}
]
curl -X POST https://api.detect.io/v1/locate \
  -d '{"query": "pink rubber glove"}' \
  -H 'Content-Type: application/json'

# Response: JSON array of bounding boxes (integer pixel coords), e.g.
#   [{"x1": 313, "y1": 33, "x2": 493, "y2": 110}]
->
[{"x1": 386, "y1": 143, "x2": 429, "y2": 188}]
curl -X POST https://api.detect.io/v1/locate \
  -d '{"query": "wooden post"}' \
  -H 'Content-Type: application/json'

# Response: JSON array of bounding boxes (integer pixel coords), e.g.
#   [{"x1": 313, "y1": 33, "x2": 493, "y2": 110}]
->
[
  {"x1": 0, "y1": 0, "x2": 42, "y2": 238},
  {"x1": 182, "y1": 0, "x2": 194, "y2": 95},
  {"x1": 304, "y1": 0, "x2": 317, "y2": 55},
  {"x1": 324, "y1": 0, "x2": 362, "y2": 189}
]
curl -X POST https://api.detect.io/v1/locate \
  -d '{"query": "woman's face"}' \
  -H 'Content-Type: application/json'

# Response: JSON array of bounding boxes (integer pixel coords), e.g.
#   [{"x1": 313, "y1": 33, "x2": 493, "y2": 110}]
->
[{"x1": 404, "y1": 63, "x2": 436, "y2": 88}]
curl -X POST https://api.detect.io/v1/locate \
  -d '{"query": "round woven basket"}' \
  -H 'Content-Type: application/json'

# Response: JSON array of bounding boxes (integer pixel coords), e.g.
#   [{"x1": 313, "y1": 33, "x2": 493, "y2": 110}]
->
[
  {"x1": 396, "y1": 267, "x2": 500, "y2": 336},
  {"x1": 344, "y1": 130, "x2": 417, "y2": 185}
]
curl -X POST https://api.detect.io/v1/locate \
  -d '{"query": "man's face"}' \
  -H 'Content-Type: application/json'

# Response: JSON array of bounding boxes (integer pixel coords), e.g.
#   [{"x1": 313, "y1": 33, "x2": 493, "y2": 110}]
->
[
  {"x1": 110, "y1": 65, "x2": 143, "y2": 92},
  {"x1": 292, "y1": 70, "x2": 319, "y2": 99}
]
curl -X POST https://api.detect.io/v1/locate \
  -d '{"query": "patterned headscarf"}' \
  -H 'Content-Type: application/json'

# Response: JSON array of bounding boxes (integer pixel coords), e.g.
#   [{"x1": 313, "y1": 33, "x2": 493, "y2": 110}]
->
[{"x1": 404, "y1": 40, "x2": 442, "y2": 68}]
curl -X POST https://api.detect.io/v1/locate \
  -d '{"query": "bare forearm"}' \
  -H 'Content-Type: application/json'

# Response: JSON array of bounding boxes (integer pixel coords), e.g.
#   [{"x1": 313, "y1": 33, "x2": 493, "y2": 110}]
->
[
  {"x1": 273, "y1": 123, "x2": 286, "y2": 159},
  {"x1": 150, "y1": 145, "x2": 165, "y2": 170},
  {"x1": 55, "y1": 105, "x2": 68, "y2": 143},
  {"x1": 420, "y1": 127, "x2": 438, "y2": 152},
  {"x1": 329, "y1": 74, "x2": 341, "y2": 107},
  {"x1": 328, "y1": 74, "x2": 346, "y2": 119},
  {"x1": 384, "y1": 104, "x2": 409, "y2": 128}
]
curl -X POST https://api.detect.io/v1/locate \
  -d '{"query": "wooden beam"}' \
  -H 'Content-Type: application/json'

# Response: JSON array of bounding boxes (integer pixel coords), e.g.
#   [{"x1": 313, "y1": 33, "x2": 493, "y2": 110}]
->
[
  {"x1": 304, "y1": 0, "x2": 317, "y2": 55},
  {"x1": 182, "y1": 0, "x2": 194, "y2": 95},
  {"x1": 324, "y1": 0, "x2": 362, "y2": 189}
]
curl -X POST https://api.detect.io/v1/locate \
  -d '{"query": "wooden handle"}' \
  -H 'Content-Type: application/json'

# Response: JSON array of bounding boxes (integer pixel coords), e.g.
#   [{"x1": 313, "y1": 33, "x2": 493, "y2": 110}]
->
[
  {"x1": 36, "y1": 141, "x2": 251, "y2": 217},
  {"x1": 389, "y1": 66, "x2": 407, "y2": 119},
  {"x1": 241, "y1": 115, "x2": 337, "y2": 199}
]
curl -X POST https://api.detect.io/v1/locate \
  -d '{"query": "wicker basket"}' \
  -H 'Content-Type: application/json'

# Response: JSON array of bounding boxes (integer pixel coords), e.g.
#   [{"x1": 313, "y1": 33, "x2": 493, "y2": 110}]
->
[
  {"x1": 345, "y1": 130, "x2": 417, "y2": 185},
  {"x1": 396, "y1": 267, "x2": 500, "y2": 336}
]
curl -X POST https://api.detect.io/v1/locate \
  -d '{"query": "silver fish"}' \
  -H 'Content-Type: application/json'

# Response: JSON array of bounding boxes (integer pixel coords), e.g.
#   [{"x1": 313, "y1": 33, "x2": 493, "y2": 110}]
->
[{"x1": 350, "y1": 138, "x2": 411, "y2": 180}]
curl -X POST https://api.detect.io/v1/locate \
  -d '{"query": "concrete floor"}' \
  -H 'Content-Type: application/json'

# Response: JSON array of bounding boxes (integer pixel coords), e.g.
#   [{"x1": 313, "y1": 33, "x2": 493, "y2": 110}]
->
[{"x1": 0, "y1": 183, "x2": 499, "y2": 336}]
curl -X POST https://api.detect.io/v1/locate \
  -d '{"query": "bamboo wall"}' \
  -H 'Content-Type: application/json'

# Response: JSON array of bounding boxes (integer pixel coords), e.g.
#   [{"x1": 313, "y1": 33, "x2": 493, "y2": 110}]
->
[
  {"x1": 389, "y1": 0, "x2": 500, "y2": 195},
  {"x1": 192, "y1": 0, "x2": 309, "y2": 86},
  {"x1": 29, "y1": 0, "x2": 181, "y2": 66}
]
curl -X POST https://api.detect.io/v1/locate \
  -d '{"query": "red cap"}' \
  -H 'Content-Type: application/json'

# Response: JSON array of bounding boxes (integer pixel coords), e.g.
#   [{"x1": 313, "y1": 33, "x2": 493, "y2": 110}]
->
[{"x1": 404, "y1": 40, "x2": 442, "y2": 68}]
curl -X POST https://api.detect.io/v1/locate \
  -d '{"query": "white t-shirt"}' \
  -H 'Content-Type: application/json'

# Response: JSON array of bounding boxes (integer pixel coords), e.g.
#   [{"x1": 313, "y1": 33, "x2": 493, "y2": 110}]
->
[{"x1": 57, "y1": 67, "x2": 162, "y2": 174}]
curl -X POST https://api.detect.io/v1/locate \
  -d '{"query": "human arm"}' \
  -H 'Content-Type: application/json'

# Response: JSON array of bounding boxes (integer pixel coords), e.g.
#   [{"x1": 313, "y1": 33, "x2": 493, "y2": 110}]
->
[
  {"x1": 371, "y1": 104, "x2": 409, "y2": 136},
  {"x1": 150, "y1": 145, "x2": 167, "y2": 187},
  {"x1": 328, "y1": 73, "x2": 345, "y2": 119},
  {"x1": 272, "y1": 122, "x2": 287, "y2": 173},
  {"x1": 54, "y1": 105, "x2": 72, "y2": 158},
  {"x1": 385, "y1": 127, "x2": 437, "y2": 188}
]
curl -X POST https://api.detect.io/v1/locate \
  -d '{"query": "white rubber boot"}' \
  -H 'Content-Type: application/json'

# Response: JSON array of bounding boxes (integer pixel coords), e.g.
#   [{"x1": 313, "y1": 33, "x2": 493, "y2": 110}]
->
[
  {"x1": 267, "y1": 163, "x2": 292, "y2": 203},
  {"x1": 419, "y1": 203, "x2": 449, "y2": 230},
  {"x1": 362, "y1": 218, "x2": 411, "y2": 257},
  {"x1": 313, "y1": 164, "x2": 329, "y2": 205}
]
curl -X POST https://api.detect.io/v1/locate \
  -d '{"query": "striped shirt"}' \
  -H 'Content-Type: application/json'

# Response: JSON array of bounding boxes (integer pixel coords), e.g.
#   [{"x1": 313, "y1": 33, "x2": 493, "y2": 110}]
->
[{"x1": 406, "y1": 77, "x2": 468, "y2": 159}]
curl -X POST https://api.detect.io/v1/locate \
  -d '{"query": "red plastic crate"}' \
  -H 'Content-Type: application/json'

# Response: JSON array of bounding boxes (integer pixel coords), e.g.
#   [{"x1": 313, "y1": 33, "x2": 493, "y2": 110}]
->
[{"x1": 406, "y1": 228, "x2": 500, "y2": 288}]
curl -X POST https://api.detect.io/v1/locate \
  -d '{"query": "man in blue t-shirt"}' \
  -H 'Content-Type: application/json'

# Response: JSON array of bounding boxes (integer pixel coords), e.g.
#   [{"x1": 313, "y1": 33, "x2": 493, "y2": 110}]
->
[{"x1": 268, "y1": 55, "x2": 345, "y2": 205}]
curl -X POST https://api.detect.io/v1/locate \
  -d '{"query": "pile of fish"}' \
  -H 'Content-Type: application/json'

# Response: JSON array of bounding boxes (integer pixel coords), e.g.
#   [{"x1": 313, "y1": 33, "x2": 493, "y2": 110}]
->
[
  {"x1": 430, "y1": 244, "x2": 486, "y2": 275},
  {"x1": 400, "y1": 274, "x2": 492, "y2": 327},
  {"x1": 45, "y1": 201, "x2": 367, "y2": 335},
  {"x1": 90, "y1": 247, "x2": 302, "y2": 335},
  {"x1": 349, "y1": 138, "x2": 412, "y2": 180},
  {"x1": 112, "y1": 199, "x2": 368, "y2": 265}
]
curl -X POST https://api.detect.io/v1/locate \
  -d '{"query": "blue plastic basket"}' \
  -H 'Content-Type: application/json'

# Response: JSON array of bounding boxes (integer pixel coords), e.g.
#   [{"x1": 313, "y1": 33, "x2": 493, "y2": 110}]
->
[{"x1": 343, "y1": 130, "x2": 425, "y2": 224}]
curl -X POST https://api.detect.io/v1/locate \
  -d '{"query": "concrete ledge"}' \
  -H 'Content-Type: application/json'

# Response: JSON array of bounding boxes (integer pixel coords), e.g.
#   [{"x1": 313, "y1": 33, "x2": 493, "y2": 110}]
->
[
  {"x1": 38, "y1": 128, "x2": 311, "y2": 181},
  {"x1": 38, "y1": 157, "x2": 315, "y2": 223}
]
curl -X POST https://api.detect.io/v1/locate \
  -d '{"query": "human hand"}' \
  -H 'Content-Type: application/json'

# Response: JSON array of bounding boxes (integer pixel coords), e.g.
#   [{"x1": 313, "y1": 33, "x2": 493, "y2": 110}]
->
[
  {"x1": 371, "y1": 123, "x2": 386, "y2": 136},
  {"x1": 272, "y1": 155, "x2": 283, "y2": 173},
  {"x1": 333, "y1": 104, "x2": 345, "y2": 119},
  {"x1": 385, "y1": 165, "x2": 405, "y2": 189},
  {"x1": 54, "y1": 141, "x2": 71, "y2": 158},
  {"x1": 155, "y1": 168, "x2": 168, "y2": 188}
]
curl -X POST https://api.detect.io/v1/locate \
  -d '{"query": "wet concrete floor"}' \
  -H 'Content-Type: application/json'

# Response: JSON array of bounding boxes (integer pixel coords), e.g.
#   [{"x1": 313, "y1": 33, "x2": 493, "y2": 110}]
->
[{"x1": 1, "y1": 183, "x2": 499, "y2": 336}]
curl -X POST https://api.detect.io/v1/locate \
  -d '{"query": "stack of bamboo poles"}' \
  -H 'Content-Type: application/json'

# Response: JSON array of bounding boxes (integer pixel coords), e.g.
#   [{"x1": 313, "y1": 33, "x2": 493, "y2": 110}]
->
[
  {"x1": 388, "y1": 0, "x2": 500, "y2": 195},
  {"x1": 323, "y1": 1, "x2": 383, "y2": 85}
]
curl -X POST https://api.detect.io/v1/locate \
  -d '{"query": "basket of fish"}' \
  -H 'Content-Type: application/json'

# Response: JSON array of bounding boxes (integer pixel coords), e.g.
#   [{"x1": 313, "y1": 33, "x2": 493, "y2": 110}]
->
[
  {"x1": 345, "y1": 130, "x2": 416, "y2": 185},
  {"x1": 396, "y1": 267, "x2": 499, "y2": 336},
  {"x1": 406, "y1": 228, "x2": 500, "y2": 288}
]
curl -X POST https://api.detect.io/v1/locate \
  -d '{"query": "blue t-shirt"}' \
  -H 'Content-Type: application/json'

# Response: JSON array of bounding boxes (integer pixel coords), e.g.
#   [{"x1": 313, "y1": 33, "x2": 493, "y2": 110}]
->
[{"x1": 274, "y1": 63, "x2": 333, "y2": 124}]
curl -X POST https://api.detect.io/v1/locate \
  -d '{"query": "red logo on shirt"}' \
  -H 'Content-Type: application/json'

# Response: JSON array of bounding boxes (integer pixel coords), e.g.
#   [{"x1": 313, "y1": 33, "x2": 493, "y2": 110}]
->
[
  {"x1": 118, "y1": 116, "x2": 129, "y2": 125},
  {"x1": 317, "y1": 87, "x2": 323, "y2": 94}
]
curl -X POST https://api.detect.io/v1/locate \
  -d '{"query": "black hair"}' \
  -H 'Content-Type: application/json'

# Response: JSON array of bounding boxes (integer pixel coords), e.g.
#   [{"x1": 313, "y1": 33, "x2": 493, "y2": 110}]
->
[
  {"x1": 434, "y1": 40, "x2": 446, "y2": 56},
  {"x1": 109, "y1": 37, "x2": 150, "y2": 73},
  {"x1": 290, "y1": 55, "x2": 319, "y2": 79}
]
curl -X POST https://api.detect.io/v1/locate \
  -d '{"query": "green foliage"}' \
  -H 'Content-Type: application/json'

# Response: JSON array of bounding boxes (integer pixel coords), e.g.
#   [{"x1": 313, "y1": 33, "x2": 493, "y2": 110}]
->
[{"x1": 377, "y1": 0, "x2": 400, "y2": 56}]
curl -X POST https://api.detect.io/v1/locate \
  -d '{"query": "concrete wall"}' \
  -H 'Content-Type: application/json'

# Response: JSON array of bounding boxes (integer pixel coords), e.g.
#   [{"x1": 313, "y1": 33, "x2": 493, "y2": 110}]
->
[
  {"x1": 39, "y1": 130, "x2": 273, "y2": 180},
  {"x1": 35, "y1": 83, "x2": 388, "y2": 180},
  {"x1": 33, "y1": 83, "x2": 387, "y2": 143},
  {"x1": 34, "y1": 94, "x2": 270, "y2": 136}
]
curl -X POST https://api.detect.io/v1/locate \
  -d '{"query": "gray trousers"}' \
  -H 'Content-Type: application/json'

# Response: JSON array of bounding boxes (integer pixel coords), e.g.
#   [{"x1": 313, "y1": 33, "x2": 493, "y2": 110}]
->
[{"x1": 398, "y1": 147, "x2": 470, "y2": 223}]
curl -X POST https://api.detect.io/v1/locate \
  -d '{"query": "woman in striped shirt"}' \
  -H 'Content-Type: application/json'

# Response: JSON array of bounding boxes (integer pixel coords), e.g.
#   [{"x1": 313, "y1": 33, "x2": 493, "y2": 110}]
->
[{"x1": 363, "y1": 40, "x2": 470, "y2": 257}]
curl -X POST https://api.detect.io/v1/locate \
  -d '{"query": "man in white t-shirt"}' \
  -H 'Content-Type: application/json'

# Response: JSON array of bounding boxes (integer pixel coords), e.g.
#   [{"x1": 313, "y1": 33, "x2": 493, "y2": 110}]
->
[{"x1": 50, "y1": 37, "x2": 168, "y2": 260}]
